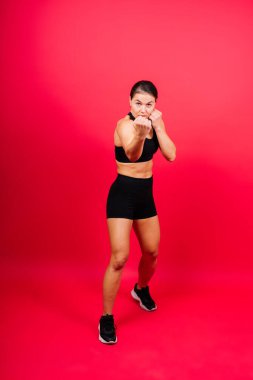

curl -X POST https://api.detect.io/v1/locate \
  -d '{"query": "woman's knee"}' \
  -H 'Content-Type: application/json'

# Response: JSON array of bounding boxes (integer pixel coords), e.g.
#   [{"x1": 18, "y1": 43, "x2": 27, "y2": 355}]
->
[
  {"x1": 110, "y1": 251, "x2": 129, "y2": 271},
  {"x1": 142, "y1": 248, "x2": 159, "y2": 260}
]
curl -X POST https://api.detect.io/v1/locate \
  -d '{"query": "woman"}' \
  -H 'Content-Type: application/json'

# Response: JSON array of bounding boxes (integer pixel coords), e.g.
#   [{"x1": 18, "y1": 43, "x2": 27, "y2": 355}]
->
[{"x1": 98, "y1": 80, "x2": 176, "y2": 344}]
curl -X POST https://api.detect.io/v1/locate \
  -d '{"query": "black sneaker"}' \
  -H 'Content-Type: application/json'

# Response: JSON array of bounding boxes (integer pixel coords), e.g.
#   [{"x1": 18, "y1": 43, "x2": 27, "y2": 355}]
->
[
  {"x1": 98, "y1": 314, "x2": 117, "y2": 344},
  {"x1": 131, "y1": 283, "x2": 157, "y2": 311}
]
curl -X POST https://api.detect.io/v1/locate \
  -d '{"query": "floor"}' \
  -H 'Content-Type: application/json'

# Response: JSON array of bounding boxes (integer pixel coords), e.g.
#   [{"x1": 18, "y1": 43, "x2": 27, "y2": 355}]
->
[{"x1": 1, "y1": 261, "x2": 253, "y2": 380}]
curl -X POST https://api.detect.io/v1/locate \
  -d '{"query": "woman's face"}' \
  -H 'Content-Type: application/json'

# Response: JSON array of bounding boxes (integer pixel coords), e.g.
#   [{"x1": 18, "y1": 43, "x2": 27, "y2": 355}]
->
[{"x1": 129, "y1": 92, "x2": 156, "y2": 119}]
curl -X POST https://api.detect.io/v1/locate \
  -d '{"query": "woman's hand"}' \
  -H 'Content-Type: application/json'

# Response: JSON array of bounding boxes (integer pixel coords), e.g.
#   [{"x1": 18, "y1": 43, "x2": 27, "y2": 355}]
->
[
  {"x1": 133, "y1": 116, "x2": 152, "y2": 139},
  {"x1": 149, "y1": 109, "x2": 163, "y2": 130}
]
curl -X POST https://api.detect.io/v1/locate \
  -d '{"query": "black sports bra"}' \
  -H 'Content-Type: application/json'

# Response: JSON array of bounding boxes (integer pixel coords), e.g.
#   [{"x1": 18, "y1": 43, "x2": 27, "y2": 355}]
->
[{"x1": 115, "y1": 112, "x2": 159, "y2": 163}]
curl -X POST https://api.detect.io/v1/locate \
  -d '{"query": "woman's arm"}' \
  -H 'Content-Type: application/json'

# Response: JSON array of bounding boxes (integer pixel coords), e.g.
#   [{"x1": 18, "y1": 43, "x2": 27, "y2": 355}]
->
[
  {"x1": 116, "y1": 118, "x2": 151, "y2": 162},
  {"x1": 150, "y1": 110, "x2": 176, "y2": 162}
]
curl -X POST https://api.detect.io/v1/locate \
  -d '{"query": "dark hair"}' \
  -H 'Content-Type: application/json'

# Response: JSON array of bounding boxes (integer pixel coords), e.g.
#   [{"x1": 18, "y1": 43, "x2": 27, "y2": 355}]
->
[{"x1": 130, "y1": 80, "x2": 158, "y2": 100}]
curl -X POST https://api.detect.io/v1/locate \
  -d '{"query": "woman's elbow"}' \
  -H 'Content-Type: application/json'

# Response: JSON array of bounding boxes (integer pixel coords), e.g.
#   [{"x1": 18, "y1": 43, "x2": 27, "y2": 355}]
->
[
  {"x1": 167, "y1": 153, "x2": 176, "y2": 162},
  {"x1": 126, "y1": 151, "x2": 140, "y2": 162},
  {"x1": 165, "y1": 147, "x2": 176, "y2": 162},
  {"x1": 129, "y1": 156, "x2": 140, "y2": 162}
]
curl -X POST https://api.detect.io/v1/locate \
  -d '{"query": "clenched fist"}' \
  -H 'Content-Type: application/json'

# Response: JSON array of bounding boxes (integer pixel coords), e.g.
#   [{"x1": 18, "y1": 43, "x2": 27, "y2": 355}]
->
[
  {"x1": 148, "y1": 109, "x2": 163, "y2": 129},
  {"x1": 133, "y1": 116, "x2": 152, "y2": 139}
]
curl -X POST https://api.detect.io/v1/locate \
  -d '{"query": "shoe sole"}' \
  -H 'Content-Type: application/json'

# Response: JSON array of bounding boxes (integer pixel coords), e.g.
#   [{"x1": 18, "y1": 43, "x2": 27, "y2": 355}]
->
[
  {"x1": 98, "y1": 324, "x2": 117, "y2": 344},
  {"x1": 131, "y1": 289, "x2": 157, "y2": 311}
]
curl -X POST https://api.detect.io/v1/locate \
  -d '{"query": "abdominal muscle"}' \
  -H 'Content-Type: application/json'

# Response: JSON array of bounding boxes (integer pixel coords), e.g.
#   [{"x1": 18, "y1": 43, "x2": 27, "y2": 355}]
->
[{"x1": 116, "y1": 159, "x2": 153, "y2": 178}]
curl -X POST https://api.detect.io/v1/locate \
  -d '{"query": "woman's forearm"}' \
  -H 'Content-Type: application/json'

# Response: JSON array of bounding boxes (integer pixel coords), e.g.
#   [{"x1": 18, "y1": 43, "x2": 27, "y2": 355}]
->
[
  {"x1": 155, "y1": 122, "x2": 176, "y2": 161},
  {"x1": 125, "y1": 134, "x2": 146, "y2": 162}
]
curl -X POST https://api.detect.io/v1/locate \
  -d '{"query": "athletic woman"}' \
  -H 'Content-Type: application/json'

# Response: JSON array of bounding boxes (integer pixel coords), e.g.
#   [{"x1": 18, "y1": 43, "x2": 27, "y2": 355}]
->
[{"x1": 98, "y1": 80, "x2": 176, "y2": 344}]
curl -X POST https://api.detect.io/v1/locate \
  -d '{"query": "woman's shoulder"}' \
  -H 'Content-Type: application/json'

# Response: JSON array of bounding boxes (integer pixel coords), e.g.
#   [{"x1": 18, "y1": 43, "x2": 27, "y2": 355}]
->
[
  {"x1": 114, "y1": 114, "x2": 134, "y2": 143},
  {"x1": 117, "y1": 113, "x2": 132, "y2": 125},
  {"x1": 116, "y1": 114, "x2": 133, "y2": 132}
]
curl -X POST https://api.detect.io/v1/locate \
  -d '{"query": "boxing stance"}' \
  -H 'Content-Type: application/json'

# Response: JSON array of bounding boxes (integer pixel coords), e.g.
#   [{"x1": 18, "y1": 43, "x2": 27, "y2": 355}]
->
[{"x1": 98, "y1": 80, "x2": 176, "y2": 344}]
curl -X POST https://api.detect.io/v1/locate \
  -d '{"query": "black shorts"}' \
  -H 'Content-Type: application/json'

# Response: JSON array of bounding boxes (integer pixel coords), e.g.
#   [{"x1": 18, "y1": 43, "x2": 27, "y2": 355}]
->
[{"x1": 106, "y1": 174, "x2": 157, "y2": 220}]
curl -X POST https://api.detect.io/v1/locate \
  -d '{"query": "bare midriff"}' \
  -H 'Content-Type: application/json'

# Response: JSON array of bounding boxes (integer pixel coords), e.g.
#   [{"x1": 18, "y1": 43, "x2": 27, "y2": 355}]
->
[{"x1": 116, "y1": 159, "x2": 153, "y2": 178}]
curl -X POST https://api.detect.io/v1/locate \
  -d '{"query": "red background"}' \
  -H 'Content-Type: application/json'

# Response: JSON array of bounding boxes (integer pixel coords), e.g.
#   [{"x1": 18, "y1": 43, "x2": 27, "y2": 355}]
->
[{"x1": 1, "y1": 0, "x2": 253, "y2": 379}]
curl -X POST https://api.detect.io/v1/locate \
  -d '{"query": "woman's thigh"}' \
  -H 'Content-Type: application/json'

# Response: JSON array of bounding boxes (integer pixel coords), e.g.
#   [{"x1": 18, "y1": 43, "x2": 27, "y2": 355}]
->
[
  {"x1": 133, "y1": 215, "x2": 160, "y2": 254},
  {"x1": 107, "y1": 218, "x2": 133, "y2": 257}
]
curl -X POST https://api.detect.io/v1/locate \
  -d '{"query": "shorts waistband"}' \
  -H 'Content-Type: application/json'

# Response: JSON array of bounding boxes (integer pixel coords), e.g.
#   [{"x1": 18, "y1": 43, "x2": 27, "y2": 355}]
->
[{"x1": 117, "y1": 173, "x2": 153, "y2": 182}]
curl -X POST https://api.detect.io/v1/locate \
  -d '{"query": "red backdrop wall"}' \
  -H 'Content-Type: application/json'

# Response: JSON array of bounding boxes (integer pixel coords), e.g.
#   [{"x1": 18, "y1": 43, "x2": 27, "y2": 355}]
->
[{"x1": 1, "y1": 0, "x2": 253, "y2": 284}]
